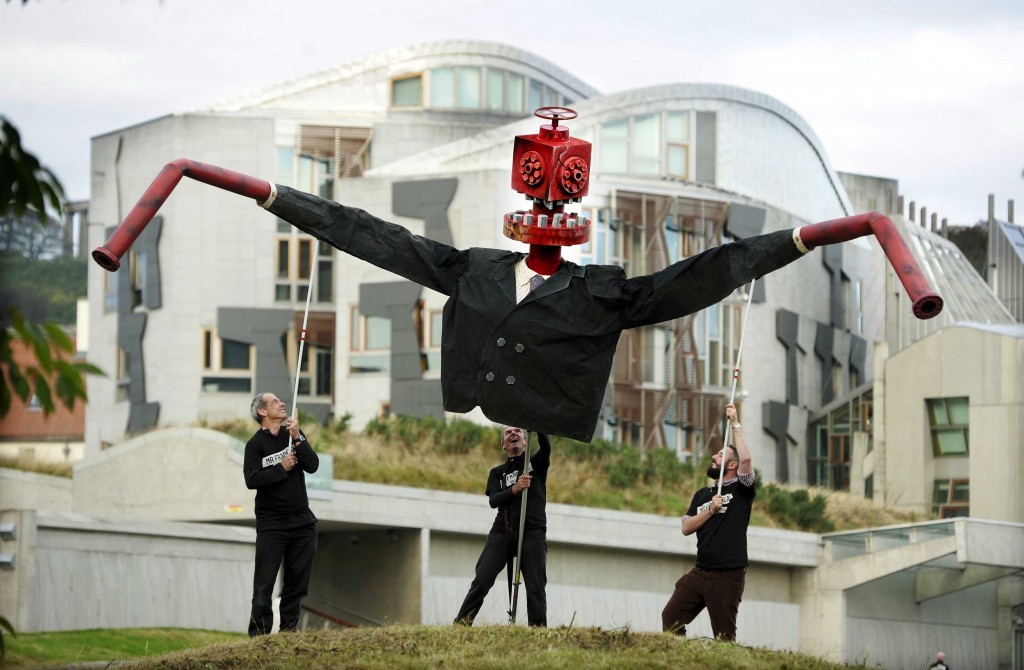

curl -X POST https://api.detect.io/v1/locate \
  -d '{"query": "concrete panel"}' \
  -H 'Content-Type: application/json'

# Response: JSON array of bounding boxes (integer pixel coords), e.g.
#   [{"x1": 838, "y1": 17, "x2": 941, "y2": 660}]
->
[
  {"x1": 847, "y1": 617, "x2": 997, "y2": 670},
  {"x1": 2, "y1": 511, "x2": 254, "y2": 633},
  {"x1": 0, "y1": 469, "x2": 72, "y2": 513}
]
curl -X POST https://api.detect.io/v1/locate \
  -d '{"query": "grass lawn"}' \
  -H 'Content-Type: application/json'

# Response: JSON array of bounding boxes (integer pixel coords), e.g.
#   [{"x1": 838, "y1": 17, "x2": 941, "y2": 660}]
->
[{"x1": 1, "y1": 627, "x2": 246, "y2": 668}]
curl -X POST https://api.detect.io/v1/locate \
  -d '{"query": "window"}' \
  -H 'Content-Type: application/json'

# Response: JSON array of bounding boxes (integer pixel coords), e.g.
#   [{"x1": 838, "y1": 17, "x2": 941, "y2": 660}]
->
[
  {"x1": 507, "y1": 73, "x2": 525, "y2": 113},
  {"x1": 599, "y1": 119, "x2": 629, "y2": 173},
  {"x1": 597, "y1": 111, "x2": 694, "y2": 179},
  {"x1": 296, "y1": 344, "x2": 332, "y2": 398},
  {"x1": 926, "y1": 397, "x2": 969, "y2": 455},
  {"x1": 933, "y1": 479, "x2": 969, "y2": 517},
  {"x1": 274, "y1": 152, "x2": 334, "y2": 304},
  {"x1": 424, "y1": 309, "x2": 443, "y2": 371},
  {"x1": 457, "y1": 67, "x2": 481, "y2": 108},
  {"x1": 430, "y1": 67, "x2": 455, "y2": 107},
  {"x1": 391, "y1": 74, "x2": 422, "y2": 107},
  {"x1": 486, "y1": 69, "x2": 505, "y2": 111},
  {"x1": 129, "y1": 249, "x2": 145, "y2": 309},
  {"x1": 631, "y1": 113, "x2": 661, "y2": 175},
  {"x1": 349, "y1": 306, "x2": 391, "y2": 373},
  {"x1": 201, "y1": 327, "x2": 253, "y2": 393},
  {"x1": 527, "y1": 80, "x2": 542, "y2": 111}
]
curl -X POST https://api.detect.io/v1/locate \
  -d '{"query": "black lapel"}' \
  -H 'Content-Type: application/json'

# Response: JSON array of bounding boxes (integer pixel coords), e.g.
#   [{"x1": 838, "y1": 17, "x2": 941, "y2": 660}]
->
[{"x1": 490, "y1": 253, "x2": 522, "y2": 305}]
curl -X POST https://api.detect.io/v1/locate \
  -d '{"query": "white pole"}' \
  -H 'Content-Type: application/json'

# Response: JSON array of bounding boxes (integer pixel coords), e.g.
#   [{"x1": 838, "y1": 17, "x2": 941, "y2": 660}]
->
[
  {"x1": 290, "y1": 238, "x2": 320, "y2": 428},
  {"x1": 718, "y1": 278, "x2": 756, "y2": 496},
  {"x1": 509, "y1": 430, "x2": 533, "y2": 624}
]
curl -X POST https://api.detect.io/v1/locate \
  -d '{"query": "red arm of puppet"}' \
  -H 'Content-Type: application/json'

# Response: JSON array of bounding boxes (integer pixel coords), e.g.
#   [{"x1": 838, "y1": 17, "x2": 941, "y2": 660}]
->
[
  {"x1": 91, "y1": 158, "x2": 272, "y2": 271},
  {"x1": 796, "y1": 212, "x2": 942, "y2": 320}
]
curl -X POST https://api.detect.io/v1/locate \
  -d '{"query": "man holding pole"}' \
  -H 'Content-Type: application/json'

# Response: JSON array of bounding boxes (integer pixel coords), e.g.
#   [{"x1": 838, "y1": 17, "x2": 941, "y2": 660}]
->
[
  {"x1": 662, "y1": 402, "x2": 753, "y2": 641},
  {"x1": 243, "y1": 392, "x2": 320, "y2": 636},
  {"x1": 455, "y1": 427, "x2": 551, "y2": 627}
]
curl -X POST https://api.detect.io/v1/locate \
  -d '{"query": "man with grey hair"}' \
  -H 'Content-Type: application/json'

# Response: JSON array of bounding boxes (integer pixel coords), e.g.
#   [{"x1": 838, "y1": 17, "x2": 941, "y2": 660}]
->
[{"x1": 243, "y1": 391, "x2": 319, "y2": 636}]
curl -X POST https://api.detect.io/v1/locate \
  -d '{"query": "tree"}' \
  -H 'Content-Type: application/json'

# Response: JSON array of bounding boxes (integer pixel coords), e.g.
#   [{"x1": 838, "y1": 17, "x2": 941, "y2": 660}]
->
[
  {"x1": 0, "y1": 116, "x2": 64, "y2": 225},
  {"x1": 0, "y1": 115, "x2": 103, "y2": 418}
]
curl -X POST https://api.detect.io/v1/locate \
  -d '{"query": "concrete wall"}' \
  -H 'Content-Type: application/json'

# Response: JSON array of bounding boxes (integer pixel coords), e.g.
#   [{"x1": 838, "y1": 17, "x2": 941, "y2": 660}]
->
[
  {"x1": 847, "y1": 572, "x2": 998, "y2": 669},
  {"x1": 0, "y1": 468, "x2": 73, "y2": 512},
  {"x1": 0, "y1": 509, "x2": 254, "y2": 633},
  {"x1": 883, "y1": 325, "x2": 1024, "y2": 520}
]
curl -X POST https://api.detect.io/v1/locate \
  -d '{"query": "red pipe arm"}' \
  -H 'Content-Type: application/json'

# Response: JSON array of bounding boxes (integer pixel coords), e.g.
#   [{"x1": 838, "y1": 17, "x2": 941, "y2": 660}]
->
[
  {"x1": 798, "y1": 211, "x2": 943, "y2": 320},
  {"x1": 91, "y1": 159, "x2": 271, "y2": 271}
]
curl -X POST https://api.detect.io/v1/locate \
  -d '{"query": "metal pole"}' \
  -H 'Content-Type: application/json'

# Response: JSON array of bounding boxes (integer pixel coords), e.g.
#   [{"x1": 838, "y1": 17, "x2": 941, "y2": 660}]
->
[
  {"x1": 509, "y1": 430, "x2": 533, "y2": 624},
  {"x1": 718, "y1": 279, "x2": 756, "y2": 496},
  {"x1": 291, "y1": 239, "x2": 320, "y2": 427}
]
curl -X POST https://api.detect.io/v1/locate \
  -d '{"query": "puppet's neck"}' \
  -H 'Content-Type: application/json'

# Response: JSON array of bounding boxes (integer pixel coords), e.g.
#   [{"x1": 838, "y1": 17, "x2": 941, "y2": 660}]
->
[{"x1": 525, "y1": 244, "x2": 562, "y2": 275}]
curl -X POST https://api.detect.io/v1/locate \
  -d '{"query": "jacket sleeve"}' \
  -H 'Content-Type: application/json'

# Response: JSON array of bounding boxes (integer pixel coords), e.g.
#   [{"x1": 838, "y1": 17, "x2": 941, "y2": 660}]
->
[
  {"x1": 267, "y1": 185, "x2": 467, "y2": 296},
  {"x1": 294, "y1": 431, "x2": 319, "y2": 474},
  {"x1": 487, "y1": 468, "x2": 515, "y2": 509},
  {"x1": 243, "y1": 440, "x2": 287, "y2": 490},
  {"x1": 531, "y1": 432, "x2": 551, "y2": 473},
  {"x1": 620, "y1": 229, "x2": 805, "y2": 328}
]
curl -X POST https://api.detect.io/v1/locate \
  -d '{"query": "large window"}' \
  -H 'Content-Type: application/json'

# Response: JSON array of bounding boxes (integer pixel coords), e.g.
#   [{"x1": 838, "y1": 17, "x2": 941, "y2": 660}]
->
[
  {"x1": 926, "y1": 397, "x2": 969, "y2": 455},
  {"x1": 200, "y1": 328, "x2": 253, "y2": 393},
  {"x1": 808, "y1": 388, "x2": 874, "y2": 490},
  {"x1": 275, "y1": 154, "x2": 334, "y2": 304},
  {"x1": 396, "y1": 66, "x2": 560, "y2": 114},
  {"x1": 349, "y1": 306, "x2": 391, "y2": 373},
  {"x1": 391, "y1": 74, "x2": 422, "y2": 107},
  {"x1": 598, "y1": 111, "x2": 695, "y2": 179}
]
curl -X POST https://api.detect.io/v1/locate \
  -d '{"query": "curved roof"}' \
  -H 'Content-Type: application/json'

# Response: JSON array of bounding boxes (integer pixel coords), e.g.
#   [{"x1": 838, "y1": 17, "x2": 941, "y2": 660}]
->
[
  {"x1": 199, "y1": 40, "x2": 601, "y2": 113},
  {"x1": 372, "y1": 82, "x2": 854, "y2": 221}
]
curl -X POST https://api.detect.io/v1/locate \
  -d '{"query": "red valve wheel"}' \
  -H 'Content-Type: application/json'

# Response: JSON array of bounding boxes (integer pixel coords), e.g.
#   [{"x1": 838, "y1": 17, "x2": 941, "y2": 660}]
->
[{"x1": 534, "y1": 106, "x2": 578, "y2": 124}]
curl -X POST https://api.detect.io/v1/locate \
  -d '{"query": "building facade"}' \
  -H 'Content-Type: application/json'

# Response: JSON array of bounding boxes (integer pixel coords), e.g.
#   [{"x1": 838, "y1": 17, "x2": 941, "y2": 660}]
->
[{"x1": 87, "y1": 41, "x2": 887, "y2": 485}]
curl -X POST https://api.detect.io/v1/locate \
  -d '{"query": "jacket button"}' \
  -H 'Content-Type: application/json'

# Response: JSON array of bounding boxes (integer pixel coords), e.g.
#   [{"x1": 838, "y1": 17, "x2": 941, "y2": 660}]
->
[
  {"x1": 506, "y1": 376, "x2": 516, "y2": 385},
  {"x1": 515, "y1": 343, "x2": 525, "y2": 353},
  {"x1": 486, "y1": 372, "x2": 495, "y2": 382},
  {"x1": 497, "y1": 337, "x2": 506, "y2": 347}
]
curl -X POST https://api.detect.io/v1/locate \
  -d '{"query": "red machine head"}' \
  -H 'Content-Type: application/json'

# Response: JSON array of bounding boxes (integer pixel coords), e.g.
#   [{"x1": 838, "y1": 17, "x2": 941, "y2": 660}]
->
[{"x1": 504, "y1": 107, "x2": 591, "y2": 247}]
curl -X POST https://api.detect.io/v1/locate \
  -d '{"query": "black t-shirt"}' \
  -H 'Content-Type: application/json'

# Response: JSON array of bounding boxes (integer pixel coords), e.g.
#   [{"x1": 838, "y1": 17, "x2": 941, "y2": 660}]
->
[
  {"x1": 929, "y1": 662, "x2": 949, "y2": 670},
  {"x1": 243, "y1": 427, "x2": 320, "y2": 532},
  {"x1": 686, "y1": 476, "x2": 756, "y2": 570},
  {"x1": 486, "y1": 433, "x2": 551, "y2": 535}
]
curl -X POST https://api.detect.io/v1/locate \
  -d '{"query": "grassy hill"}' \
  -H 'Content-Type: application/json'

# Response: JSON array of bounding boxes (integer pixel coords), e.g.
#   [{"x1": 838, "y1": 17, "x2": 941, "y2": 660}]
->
[{"x1": 4, "y1": 625, "x2": 881, "y2": 669}]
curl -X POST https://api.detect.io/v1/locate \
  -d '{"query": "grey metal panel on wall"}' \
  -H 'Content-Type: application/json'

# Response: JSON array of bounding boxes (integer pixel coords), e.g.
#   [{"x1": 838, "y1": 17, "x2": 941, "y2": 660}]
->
[
  {"x1": 218, "y1": 308, "x2": 293, "y2": 398},
  {"x1": 695, "y1": 112, "x2": 717, "y2": 185},
  {"x1": 821, "y1": 244, "x2": 843, "y2": 329},
  {"x1": 392, "y1": 178, "x2": 458, "y2": 247},
  {"x1": 814, "y1": 323, "x2": 835, "y2": 405},
  {"x1": 775, "y1": 309, "x2": 799, "y2": 405},
  {"x1": 762, "y1": 400, "x2": 791, "y2": 483},
  {"x1": 115, "y1": 220, "x2": 162, "y2": 435},
  {"x1": 726, "y1": 203, "x2": 766, "y2": 240},
  {"x1": 359, "y1": 281, "x2": 443, "y2": 420}
]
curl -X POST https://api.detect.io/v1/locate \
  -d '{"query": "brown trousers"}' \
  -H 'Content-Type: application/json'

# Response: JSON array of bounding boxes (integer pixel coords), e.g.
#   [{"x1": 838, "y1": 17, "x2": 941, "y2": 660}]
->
[{"x1": 661, "y1": 566, "x2": 746, "y2": 641}]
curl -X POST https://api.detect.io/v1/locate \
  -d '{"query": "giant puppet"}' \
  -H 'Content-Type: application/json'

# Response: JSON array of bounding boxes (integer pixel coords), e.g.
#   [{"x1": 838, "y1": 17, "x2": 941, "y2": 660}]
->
[{"x1": 93, "y1": 107, "x2": 942, "y2": 442}]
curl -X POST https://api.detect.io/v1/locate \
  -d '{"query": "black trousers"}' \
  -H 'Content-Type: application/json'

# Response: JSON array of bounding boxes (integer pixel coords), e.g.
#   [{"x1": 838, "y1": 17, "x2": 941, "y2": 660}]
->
[
  {"x1": 661, "y1": 566, "x2": 746, "y2": 641},
  {"x1": 249, "y1": 524, "x2": 318, "y2": 637},
  {"x1": 455, "y1": 528, "x2": 547, "y2": 627}
]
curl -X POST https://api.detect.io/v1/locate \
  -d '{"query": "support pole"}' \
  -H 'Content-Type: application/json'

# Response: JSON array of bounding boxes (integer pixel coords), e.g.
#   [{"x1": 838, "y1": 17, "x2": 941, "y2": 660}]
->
[
  {"x1": 509, "y1": 431, "x2": 533, "y2": 624},
  {"x1": 290, "y1": 240, "x2": 320, "y2": 426},
  {"x1": 719, "y1": 279, "x2": 756, "y2": 496}
]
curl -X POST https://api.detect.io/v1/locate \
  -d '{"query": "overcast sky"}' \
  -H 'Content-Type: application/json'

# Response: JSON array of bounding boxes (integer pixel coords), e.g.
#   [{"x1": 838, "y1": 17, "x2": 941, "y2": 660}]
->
[{"x1": 2, "y1": 0, "x2": 1022, "y2": 226}]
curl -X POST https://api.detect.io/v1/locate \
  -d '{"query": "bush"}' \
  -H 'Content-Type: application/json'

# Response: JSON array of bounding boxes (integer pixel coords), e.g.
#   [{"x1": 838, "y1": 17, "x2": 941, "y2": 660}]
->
[{"x1": 762, "y1": 483, "x2": 834, "y2": 532}]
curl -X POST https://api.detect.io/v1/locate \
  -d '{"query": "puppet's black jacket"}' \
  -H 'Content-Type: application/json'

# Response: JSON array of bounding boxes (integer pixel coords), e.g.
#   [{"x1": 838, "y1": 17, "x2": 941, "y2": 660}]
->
[{"x1": 268, "y1": 185, "x2": 804, "y2": 442}]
